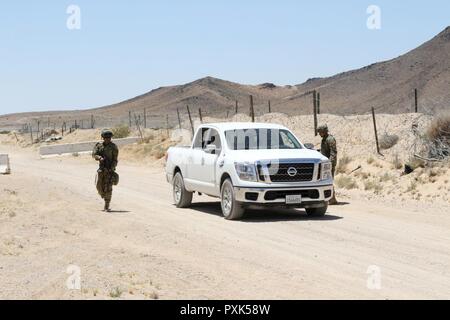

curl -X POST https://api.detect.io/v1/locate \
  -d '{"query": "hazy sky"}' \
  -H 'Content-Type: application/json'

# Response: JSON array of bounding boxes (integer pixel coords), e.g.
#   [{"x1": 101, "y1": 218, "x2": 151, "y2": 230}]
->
[{"x1": 0, "y1": 0, "x2": 449, "y2": 114}]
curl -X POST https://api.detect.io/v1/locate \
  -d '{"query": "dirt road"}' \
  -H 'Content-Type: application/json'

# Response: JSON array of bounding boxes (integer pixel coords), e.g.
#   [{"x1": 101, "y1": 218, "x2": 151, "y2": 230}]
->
[{"x1": 1, "y1": 147, "x2": 450, "y2": 299}]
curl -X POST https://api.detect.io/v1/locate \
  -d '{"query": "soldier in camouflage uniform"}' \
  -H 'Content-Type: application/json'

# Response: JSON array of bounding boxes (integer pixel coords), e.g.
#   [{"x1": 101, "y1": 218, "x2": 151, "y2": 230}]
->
[
  {"x1": 93, "y1": 129, "x2": 119, "y2": 212},
  {"x1": 318, "y1": 124, "x2": 338, "y2": 205}
]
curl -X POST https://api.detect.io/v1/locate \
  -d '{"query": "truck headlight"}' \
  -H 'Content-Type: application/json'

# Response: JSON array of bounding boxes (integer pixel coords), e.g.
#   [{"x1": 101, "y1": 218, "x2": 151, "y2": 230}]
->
[
  {"x1": 321, "y1": 162, "x2": 332, "y2": 180},
  {"x1": 234, "y1": 162, "x2": 258, "y2": 182}
]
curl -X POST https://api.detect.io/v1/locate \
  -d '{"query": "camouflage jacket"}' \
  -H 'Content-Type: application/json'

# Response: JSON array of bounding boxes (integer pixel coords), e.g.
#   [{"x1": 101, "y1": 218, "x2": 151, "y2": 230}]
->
[
  {"x1": 320, "y1": 134, "x2": 337, "y2": 164},
  {"x1": 92, "y1": 142, "x2": 119, "y2": 170}
]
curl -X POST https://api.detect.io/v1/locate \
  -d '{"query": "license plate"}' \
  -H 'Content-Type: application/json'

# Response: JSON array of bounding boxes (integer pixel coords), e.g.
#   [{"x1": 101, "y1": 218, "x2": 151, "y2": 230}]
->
[{"x1": 286, "y1": 194, "x2": 302, "y2": 204}]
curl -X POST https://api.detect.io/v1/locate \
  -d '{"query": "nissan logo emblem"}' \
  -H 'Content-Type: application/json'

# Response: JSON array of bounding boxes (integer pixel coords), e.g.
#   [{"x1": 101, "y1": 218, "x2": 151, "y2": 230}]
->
[{"x1": 287, "y1": 167, "x2": 297, "y2": 177}]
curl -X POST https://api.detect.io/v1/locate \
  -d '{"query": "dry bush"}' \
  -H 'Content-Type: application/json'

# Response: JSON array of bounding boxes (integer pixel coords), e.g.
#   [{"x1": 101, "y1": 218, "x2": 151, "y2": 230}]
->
[
  {"x1": 112, "y1": 125, "x2": 130, "y2": 139},
  {"x1": 379, "y1": 133, "x2": 399, "y2": 150},
  {"x1": 367, "y1": 156, "x2": 375, "y2": 165},
  {"x1": 425, "y1": 113, "x2": 450, "y2": 159},
  {"x1": 364, "y1": 180, "x2": 383, "y2": 194},
  {"x1": 427, "y1": 113, "x2": 450, "y2": 141},
  {"x1": 335, "y1": 176, "x2": 358, "y2": 190},
  {"x1": 336, "y1": 155, "x2": 352, "y2": 174}
]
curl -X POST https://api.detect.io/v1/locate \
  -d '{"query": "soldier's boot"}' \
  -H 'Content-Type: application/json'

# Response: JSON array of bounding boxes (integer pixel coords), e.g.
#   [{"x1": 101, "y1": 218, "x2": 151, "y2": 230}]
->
[{"x1": 104, "y1": 200, "x2": 111, "y2": 212}]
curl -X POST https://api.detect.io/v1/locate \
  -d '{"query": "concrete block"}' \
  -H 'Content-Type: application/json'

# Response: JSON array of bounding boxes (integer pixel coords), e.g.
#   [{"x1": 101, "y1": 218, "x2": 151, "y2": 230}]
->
[
  {"x1": 0, "y1": 154, "x2": 11, "y2": 174},
  {"x1": 39, "y1": 137, "x2": 140, "y2": 157}
]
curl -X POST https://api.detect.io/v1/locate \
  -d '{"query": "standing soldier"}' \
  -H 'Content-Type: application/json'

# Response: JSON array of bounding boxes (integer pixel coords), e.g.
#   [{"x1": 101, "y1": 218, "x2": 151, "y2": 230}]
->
[
  {"x1": 318, "y1": 124, "x2": 338, "y2": 205},
  {"x1": 93, "y1": 129, "x2": 119, "y2": 212}
]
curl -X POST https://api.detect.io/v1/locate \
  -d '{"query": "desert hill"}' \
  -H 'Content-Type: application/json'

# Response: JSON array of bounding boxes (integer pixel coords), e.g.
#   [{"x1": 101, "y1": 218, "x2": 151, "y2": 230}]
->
[{"x1": 1, "y1": 27, "x2": 450, "y2": 131}]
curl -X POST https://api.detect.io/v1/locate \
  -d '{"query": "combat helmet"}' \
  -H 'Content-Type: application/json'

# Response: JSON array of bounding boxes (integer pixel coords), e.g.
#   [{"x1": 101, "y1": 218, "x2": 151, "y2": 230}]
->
[{"x1": 101, "y1": 128, "x2": 114, "y2": 138}]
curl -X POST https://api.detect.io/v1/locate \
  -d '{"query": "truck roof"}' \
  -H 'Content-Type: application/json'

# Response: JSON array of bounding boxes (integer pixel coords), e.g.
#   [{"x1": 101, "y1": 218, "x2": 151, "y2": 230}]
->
[{"x1": 200, "y1": 122, "x2": 288, "y2": 131}]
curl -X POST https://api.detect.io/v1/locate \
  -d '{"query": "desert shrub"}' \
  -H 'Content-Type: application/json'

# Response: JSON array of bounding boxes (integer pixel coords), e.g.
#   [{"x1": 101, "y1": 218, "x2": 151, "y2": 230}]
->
[
  {"x1": 112, "y1": 125, "x2": 130, "y2": 139},
  {"x1": 407, "y1": 180, "x2": 417, "y2": 192},
  {"x1": 367, "y1": 156, "x2": 375, "y2": 165},
  {"x1": 336, "y1": 155, "x2": 352, "y2": 174},
  {"x1": 335, "y1": 176, "x2": 358, "y2": 190},
  {"x1": 379, "y1": 133, "x2": 399, "y2": 150},
  {"x1": 0, "y1": 130, "x2": 10, "y2": 134},
  {"x1": 364, "y1": 180, "x2": 383, "y2": 194},
  {"x1": 379, "y1": 172, "x2": 395, "y2": 182},
  {"x1": 427, "y1": 113, "x2": 450, "y2": 141},
  {"x1": 426, "y1": 113, "x2": 450, "y2": 159},
  {"x1": 109, "y1": 287, "x2": 123, "y2": 298}
]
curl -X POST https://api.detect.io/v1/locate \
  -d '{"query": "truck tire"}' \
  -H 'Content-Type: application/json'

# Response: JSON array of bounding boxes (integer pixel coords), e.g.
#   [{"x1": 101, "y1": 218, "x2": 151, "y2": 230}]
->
[
  {"x1": 221, "y1": 179, "x2": 245, "y2": 220},
  {"x1": 173, "y1": 172, "x2": 193, "y2": 208},
  {"x1": 305, "y1": 204, "x2": 328, "y2": 217}
]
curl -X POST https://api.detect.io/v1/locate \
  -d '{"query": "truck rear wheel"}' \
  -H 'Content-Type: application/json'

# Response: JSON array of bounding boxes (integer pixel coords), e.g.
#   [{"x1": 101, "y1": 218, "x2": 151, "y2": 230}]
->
[
  {"x1": 305, "y1": 204, "x2": 328, "y2": 217},
  {"x1": 173, "y1": 172, "x2": 193, "y2": 208},
  {"x1": 221, "y1": 179, "x2": 245, "y2": 220}
]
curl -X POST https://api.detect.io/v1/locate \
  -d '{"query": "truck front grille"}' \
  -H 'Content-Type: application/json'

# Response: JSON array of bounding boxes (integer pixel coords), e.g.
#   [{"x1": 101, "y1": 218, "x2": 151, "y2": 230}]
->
[
  {"x1": 258, "y1": 162, "x2": 315, "y2": 183},
  {"x1": 264, "y1": 189, "x2": 320, "y2": 201}
]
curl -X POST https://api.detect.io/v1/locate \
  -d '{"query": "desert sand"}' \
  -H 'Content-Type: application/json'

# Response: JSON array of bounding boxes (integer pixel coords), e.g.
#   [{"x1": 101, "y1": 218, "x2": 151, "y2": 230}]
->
[{"x1": 1, "y1": 113, "x2": 449, "y2": 300}]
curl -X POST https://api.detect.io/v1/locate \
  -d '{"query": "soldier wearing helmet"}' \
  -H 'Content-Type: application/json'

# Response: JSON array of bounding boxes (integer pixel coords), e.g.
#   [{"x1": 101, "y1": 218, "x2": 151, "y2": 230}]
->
[
  {"x1": 93, "y1": 129, "x2": 119, "y2": 212},
  {"x1": 318, "y1": 124, "x2": 338, "y2": 205}
]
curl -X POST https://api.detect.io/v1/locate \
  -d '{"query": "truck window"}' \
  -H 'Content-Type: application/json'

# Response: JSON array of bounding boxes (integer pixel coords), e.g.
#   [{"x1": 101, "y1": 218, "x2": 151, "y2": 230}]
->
[
  {"x1": 225, "y1": 129, "x2": 302, "y2": 150},
  {"x1": 193, "y1": 128, "x2": 222, "y2": 153}
]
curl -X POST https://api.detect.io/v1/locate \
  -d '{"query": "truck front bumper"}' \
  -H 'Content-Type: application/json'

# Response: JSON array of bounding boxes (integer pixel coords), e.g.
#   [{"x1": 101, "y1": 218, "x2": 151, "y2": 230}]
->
[{"x1": 234, "y1": 185, "x2": 333, "y2": 206}]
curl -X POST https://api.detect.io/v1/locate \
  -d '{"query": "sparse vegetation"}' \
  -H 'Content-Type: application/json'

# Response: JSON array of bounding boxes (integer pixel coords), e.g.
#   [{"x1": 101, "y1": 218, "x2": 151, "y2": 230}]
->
[
  {"x1": 407, "y1": 180, "x2": 417, "y2": 192},
  {"x1": 367, "y1": 156, "x2": 375, "y2": 165},
  {"x1": 112, "y1": 125, "x2": 131, "y2": 139},
  {"x1": 335, "y1": 176, "x2": 358, "y2": 190},
  {"x1": 109, "y1": 287, "x2": 123, "y2": 298},
  {"x1": 379, "y1": 133, "x2": 399, "y2": 150},
  {"x1": 336, "y1": 155, "x2": 352, "y2": 174},
  {"x1": 0, "y1": 130, "x2": 10, "y2": 134},
  {"x1": 364, "y1": 180, "x2": 383, "y2": 194}
]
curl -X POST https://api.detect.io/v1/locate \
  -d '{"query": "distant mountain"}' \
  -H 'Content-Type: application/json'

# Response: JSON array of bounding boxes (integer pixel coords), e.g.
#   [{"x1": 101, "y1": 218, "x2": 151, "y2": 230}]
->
[{"x1": 1, "y1": 27, "x2": 449, "y2": 130}]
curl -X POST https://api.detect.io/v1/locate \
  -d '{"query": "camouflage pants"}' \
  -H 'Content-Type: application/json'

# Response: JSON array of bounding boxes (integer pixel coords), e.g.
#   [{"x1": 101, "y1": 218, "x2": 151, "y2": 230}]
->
[{"x1": 96, "y1": 170, "x2": 113, "y2": 202}]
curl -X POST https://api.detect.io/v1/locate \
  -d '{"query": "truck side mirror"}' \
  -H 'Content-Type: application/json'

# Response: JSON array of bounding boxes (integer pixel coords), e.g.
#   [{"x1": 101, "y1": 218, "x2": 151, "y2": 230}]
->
[
  {"x1": 304, "y1": 143, "x2": 315, "y2": 150},
  {"x1": 204, "y1": 144, "x2": 217, "y2": 154}
]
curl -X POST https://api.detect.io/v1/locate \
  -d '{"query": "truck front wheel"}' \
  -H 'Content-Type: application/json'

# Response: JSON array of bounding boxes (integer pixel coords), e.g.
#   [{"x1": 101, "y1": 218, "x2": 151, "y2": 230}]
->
[
  {"x1": 173, "y1": 172, "x2": 193, "y2": 208},
  {"x1": 305, "y1": 204, "x2": 328, "y2": 217},
  {"x1": 221, "y1": 179, "x2": 245, "y2": 220}
]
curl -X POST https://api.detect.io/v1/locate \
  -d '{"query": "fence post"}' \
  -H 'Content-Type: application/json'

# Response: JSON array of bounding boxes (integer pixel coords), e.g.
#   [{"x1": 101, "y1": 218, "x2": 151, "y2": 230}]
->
[
  {"x1": 317, "y1": 92, "x2": 321, "y2": 114},
  {"x1": 29, "y1": 124, "x2": 33, "y2": 144},
  {"x1": 91, "y1": 114, "x2": 95, "y2": 129},
  {"x1": 313, "y1": 90, "x2": 318, "y2": 136},
  {"x1": 199, "y1": 108, "x2": 203, "y2": 123},
  {"x1": 186, "y1": 105, "x2": 194, "y2": 137},
  {"x1": 414, "y1": 88, "x2": 418, "y2": 113},
  {"x1": 371, "y1": 107, "x2": 381, "y2": 155},
  {"x1": 235, "y1": 100, "x2": 238, "y2": 115},
  {"x1": 166, "y1": 114, "x2": 169, "y2": 137},
  {"x1": 143, "y1": 108, "x2": 147, "y2": 129},
  {"x1": 177, "y1": 108, "x2": 182, "y2": 129},
  {"x1": 268, "y1": 100, "x2": 271, "y2": 113},
  {"x1": 249, "y1": 95, "x2": 255, "y2": 122},
  {"x1": 129, "y1": 111, "x2": 132, "y2": 128}
]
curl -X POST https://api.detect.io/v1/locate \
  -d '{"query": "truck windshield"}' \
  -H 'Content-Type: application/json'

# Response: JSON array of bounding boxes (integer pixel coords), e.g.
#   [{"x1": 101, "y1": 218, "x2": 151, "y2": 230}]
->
[{"x1": 225, "y1": 129, "x2": 303, "y2": 150}]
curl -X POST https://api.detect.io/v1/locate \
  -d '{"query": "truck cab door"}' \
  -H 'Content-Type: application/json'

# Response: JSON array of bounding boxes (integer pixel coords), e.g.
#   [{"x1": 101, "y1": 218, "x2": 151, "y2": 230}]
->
[{"x1": 198, "y1": 128, "x2": 222, "y2": 195}]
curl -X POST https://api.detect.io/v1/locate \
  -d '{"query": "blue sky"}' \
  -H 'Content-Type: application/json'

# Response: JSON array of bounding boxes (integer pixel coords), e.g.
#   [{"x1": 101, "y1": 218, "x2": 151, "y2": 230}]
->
[{"x1": 0, "y1": 0, "x2": 449, "y2": 114}]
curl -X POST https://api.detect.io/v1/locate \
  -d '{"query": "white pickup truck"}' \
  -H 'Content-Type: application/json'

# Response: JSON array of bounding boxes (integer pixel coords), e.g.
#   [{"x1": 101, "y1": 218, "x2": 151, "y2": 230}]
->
[{"x1": 165, "y1": 123, "x2": 334, "y2": 220}]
